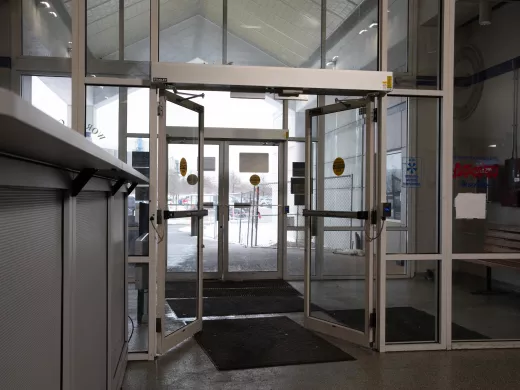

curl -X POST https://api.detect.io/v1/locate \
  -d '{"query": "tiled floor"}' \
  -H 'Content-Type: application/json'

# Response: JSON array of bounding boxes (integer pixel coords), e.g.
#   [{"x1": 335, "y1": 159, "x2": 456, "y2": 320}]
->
[{"x1": 123, "y1": 328, "x2": 520, "y2": 390}]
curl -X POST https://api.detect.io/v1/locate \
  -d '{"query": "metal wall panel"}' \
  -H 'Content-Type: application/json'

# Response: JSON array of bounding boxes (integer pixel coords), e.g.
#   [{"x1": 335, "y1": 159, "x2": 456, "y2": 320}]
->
[
  {"x1": 0, "y1": 188, "x2": 62, "y2": 390},
  {"x1": 74, "y1": 192, "x2": 108, "y2": 390},
  {"x1": 110, "y1": 193, "x2": 126, "y2": 381}
]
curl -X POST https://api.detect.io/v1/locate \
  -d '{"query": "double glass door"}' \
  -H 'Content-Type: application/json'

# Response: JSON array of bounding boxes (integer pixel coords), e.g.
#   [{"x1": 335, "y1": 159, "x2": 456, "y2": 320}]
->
[{"x1": 166, "y1": 137, "x2": 283, "y2": 281}]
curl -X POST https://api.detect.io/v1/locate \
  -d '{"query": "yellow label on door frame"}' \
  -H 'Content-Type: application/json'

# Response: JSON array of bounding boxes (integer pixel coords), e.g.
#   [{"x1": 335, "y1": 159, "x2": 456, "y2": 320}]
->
[
  {"x1": 333, "y1": 157, "x2": 345, "y2": 176},
  {"x1": 180, "y1": 158, "x2": 187, "y2": 177},
  {"x1": 250, "y1": 174, "x2": 261, "y2": 186}
]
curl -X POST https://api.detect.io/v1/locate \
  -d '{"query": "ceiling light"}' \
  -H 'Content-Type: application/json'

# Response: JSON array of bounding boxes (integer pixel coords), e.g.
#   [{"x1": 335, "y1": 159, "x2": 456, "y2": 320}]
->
[
  {"x1": 489, "y1": 144, "x2": 497, "y2": 148},
  {"x1": 240, "y1": 24, "x2": 261, "y2": 29},
  {"x1": 92, "y1": 75, "x2": 96, "y2": 77},
  {"x1": 49, "y1": 11, "x2": 57, "y2": 17},
  {"x1": 369, "y1": 23, "x2": 378, "y2": 28},
  {"x1": 359, "y1": 29, "x2": 368, "y2": 35},
  {"x1": 40, "y1": 1, "x2": 50, "y2": 8}
]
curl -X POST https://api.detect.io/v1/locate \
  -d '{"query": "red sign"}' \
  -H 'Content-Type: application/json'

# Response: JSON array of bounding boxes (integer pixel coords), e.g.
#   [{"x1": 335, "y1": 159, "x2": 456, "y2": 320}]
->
[{"x1": 453, "y1": 163, "x2": 499, "y2": 179}]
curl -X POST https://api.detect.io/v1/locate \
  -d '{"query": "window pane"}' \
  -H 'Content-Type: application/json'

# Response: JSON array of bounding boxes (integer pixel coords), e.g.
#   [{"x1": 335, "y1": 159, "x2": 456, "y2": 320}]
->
[
  {"x1": 452, "y1": 260, "x2": 520, "y2": 341},
  {"x1": 390, "y1": 0, "x2": 441, "y2": 89},
  {"x1": 386, "y1": 96, "x2": 440, "y2": 254},
  {"x1": 227, "y1": 0, "x2": 320, "y2": 67},
  {"x1": 21, "y1": 76, "x2": 72, "y2": 128},
  {"x1": 86, "y1": 85, "x2": 120, "y2": 157},
  {"x1": 23, "y1": 0, "x2": 72, "y2": 57},
  {"x1": 86, "y1": 0, "x2": 150, "y2": 78},
  {"x1": 165, "y1": 91, "x2": 282, "y2": 128},
  {"x1": 386, "y1": 260, "x2": 439, "y2": 343},
  {"x1": 325, "y1": 0, "x2": 378, "y2": 71},
  {"x1": 159, "y1": 0, "x2": 223, "y2": 64},
  {"x1": 128, "y1": 264, "x2": 149, "y2": 353},
  {"x1": 453, "y1": 1, "x2": 520, "y2": 253}
]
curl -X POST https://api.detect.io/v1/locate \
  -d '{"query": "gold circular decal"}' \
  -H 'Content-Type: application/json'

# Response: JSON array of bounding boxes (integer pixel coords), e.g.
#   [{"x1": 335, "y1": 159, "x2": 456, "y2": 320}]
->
[
  {"x1": 187, "y1": 174, "x2": 198, "y2": 186},
  {"x1": 250, "y1": 174, "x2": 261, "y2": 186},
  {"x1": 180, "y1": 158, "x2": 187, "y2": 177},
  {"x1": 333, "y1": 157, "x2": 345, "y2": 176}
]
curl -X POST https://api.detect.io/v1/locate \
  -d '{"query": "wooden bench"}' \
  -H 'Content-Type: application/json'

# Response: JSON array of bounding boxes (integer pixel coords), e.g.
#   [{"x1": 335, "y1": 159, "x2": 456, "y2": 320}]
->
[{"x1": 463, "y1": 225, "x2": 520, "y2": 294}]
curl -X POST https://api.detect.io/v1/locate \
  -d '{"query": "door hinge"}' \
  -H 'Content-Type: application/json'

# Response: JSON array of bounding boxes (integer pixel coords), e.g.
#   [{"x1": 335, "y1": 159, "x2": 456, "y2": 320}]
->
[
  {"x1": 156, "y1": 318, "x2": 162, "y2": 333},
  {"x1": 157, "y1": 103, "x2": 164, "y2": 117},
  {"x1": 369, "y1": 311, "x2": 376, "y2": 328},
  {"x1": 372, "y1": 108, "x2": 378, "y2": 123}
]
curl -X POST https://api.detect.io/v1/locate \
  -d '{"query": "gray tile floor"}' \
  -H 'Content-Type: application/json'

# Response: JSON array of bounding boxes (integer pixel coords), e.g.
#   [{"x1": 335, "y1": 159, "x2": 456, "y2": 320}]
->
[{"x1": 123, "y1": 328, "x2": 520, "y2": 390}]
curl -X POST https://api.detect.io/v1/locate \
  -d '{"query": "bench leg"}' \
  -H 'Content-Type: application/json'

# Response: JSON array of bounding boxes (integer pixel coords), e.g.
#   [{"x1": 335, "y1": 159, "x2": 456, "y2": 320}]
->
[{"x1": 472, "y1": 266, "x2": 509, "y2": 295}]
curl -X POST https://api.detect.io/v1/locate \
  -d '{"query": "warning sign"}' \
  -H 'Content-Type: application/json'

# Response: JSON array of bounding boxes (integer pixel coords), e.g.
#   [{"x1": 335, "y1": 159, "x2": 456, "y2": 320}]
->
[
  {"x1": 187, "y1": 174, "x2": 198, "y2": 186},
  {"x1": 333, "y1": 158, "x2": 345, "y2": 176},
  {"x1": 180, "y1": 158, "x2": 187, "y2": 177},
  {"x1": 250, "y1": 174, "x2": 261, "y2": 186}
]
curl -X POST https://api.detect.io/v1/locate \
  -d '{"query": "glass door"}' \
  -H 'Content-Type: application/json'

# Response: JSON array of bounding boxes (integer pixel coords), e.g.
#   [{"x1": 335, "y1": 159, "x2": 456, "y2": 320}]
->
[
  {"x1": 303, "y1": 98, "x2": 377, "y2": 347},
  {"x1": 224, "y1": 142, "x2": 283, "y2": 279},
  {"x1": 157, "y1": 90, "x2": 206, "y2": 353}
]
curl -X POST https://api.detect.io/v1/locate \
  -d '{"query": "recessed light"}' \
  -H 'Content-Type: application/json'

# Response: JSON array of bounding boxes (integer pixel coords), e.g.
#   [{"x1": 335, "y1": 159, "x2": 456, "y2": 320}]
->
[
  {"x1": 369, "y1": 23, "x2": 378, "y2": 28},
  {"x1": 489, "y1": 144, "x2": 497, "y2": 148},
  {"x1": 49, "y1": 11, "x2": 57, "y2": 17},
  {"x1": 359, "y1": 29, "x2": 368, "y2": 35},
  {"x1": 241, "y1": 24, "x2": 261, "y2": 29},
  {"x1": 40, "y1": 1, "x2": 50, "y2": 8}
]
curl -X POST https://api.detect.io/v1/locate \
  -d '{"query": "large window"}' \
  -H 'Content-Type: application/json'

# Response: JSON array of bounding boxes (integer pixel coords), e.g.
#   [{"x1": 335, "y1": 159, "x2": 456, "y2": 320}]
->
[{"x1": 21, "y1": 75, "x2": 72, "y2": 128}]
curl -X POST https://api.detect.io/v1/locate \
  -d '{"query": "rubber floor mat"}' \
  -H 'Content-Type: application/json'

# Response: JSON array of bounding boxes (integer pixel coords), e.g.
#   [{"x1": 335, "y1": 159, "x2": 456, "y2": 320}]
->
[
  {"x1": 324, "y1": 306, "x2": 489, "y2": 342},
  {"x1": 165, "y1": 280, "x2": 301, "y2": 299},
  {"x1": 195, "y1": 316, "x2": 355, "y2": 370},
  {"x1": 167, "y1": 295, "x2": 316, "y2": 317}
]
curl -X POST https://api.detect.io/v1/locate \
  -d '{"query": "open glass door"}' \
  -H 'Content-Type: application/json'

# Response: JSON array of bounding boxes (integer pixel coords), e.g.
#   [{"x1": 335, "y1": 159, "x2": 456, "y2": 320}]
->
[
  {"x1": 157, "y1": 90, "x2": 206, "y2": 353},
  {"x1": 303, "y1": 97, "x2": 377, "y2": 348}
]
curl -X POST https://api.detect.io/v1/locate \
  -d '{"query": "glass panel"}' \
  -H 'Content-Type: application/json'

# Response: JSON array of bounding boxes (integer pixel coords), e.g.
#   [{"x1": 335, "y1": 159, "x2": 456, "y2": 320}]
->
[
  {"x1": 452, "y1": 259, "x2": 520, "y2": 341},
  {"x1": 386, "y1": 96, "x2": 440, "y2": 254},
  {"x1": 453, "y1": 1, "x2": 520, "y2": 253},
  {"x1": 165, "y1": 90, "x2": 282, "y2": 128},
  {"x1": 159, "y1": 0, "x2": 223, "y2": 64},
  {"x1": 165, "y1": 102, "x2": 200, "y2": 334},
  {"x1": 202, "y1": 145, "x2": 220, "y2": 273},
  {"x1": 288, "y1": 96, "x2": 318, "y2": 137},
  {"x1": 310, "y1": 216, "x2": 367, "y2": 330},
  {"x1": 128, "y1": 263, "x2": 148, "y2": 353},
  {"x1": 228, "y1": 144, "x2": 279, "y2": 272},
  {"x1": 21, "y1": 76, "x2": 72, "y2": 128},
  {"x1": 386, "y1": 260, "x2": 439, "y2": 343},
  {"x1": 23, "y1": 0, "x2": 72, "y2": 57},
  {"x1": 86, "y1": 0, "x2": 150, "y2": 77},
  {"x1": 127, "y1": 87, "x2": 151, "y2": 133},
  {"x1": 287, "y1": 141, "x2": 316, "y2": 277},
  {"x1": 85, "y1": 85, "x2": 120, "y2": 157},
  {"x1": 390, "y1": 0, "x2": 441, "y2": 89},
  {"x1": 227, "y1": 0, "x2": 320, "y2": 67},
  {"x1": 325, "y1": 0, "x2": 378, "y2": 71}
]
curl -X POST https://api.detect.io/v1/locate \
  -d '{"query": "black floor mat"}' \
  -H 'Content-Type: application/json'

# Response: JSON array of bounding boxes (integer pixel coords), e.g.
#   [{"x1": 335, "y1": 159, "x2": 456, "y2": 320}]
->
[
  {"x1": 195, "y1": 316, "x2": 355, "y2": 370},
  {"x1": 323, "y1": 306, "x2": 489, "y2": 342},
  {"x1": 165, "y1": 280, "x2": 301, "y2": 299},
  {"x1": 168, "y1": 295, "x2": 314, "y2": 317}
]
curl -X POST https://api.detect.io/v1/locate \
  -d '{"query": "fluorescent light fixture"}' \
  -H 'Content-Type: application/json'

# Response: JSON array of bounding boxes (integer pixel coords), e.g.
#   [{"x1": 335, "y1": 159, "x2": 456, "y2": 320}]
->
[
  {"x1": 489, "y1": 144, "x2": 497, "y2": 148},
  {"x1": 359, "y1": 29, "x2": 368, "y2": 35},
  {"x1": 49, "y1": 11, "x2": 57, "y2": 17},
  {"x1": 40, "y1": 1, "x2": 50, "y2": 8},
  {"x1": 369, "y1": 23, "x2": 378, "y2": 28}
]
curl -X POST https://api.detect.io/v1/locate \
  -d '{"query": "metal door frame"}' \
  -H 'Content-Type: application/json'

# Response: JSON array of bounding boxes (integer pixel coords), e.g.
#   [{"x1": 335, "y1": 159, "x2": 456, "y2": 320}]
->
[
  {"x1": 303, "y1": 97, "x2": 377, "y2": 348},
  {"x1": 156, "y1": 90, "x2": 205, "y2": 354},
  {"x1": 165, "y1": 129, "x2": 286, "y2": 281}
]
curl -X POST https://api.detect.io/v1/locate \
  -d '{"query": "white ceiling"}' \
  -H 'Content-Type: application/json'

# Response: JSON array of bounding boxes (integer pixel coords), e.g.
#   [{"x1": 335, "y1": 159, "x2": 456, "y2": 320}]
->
[{"x1": 61, "y1": 0, "x2": 361, "y2": 67}]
